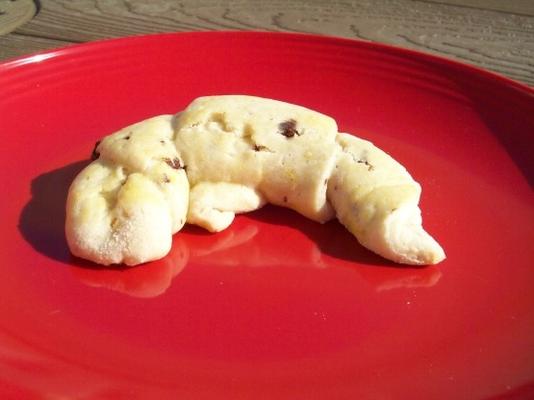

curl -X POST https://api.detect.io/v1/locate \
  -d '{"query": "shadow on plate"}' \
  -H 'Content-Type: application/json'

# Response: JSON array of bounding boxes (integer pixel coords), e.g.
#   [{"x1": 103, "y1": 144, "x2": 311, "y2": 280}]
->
[
  {"x1": 19, "y1": 160, "x2": 90, "y2": 265},
  {"x1": 19, "y1": 162, "x2": 441, "y2": 298},
  {"x1": 246, "y1": 205, "x2": 395, "y2": 267}
]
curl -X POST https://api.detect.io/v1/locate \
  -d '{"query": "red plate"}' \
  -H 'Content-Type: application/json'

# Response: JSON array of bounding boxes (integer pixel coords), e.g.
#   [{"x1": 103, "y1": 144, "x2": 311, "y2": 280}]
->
[{"x1": 0, "y1": 32, "x2": 533, "y2": 399}]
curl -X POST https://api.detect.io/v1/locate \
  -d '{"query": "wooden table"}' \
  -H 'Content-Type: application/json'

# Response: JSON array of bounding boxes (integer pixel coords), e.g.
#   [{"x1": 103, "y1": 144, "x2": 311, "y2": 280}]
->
[{"x1": 1, "y1": 0, "x2": 533, "y2": 86}]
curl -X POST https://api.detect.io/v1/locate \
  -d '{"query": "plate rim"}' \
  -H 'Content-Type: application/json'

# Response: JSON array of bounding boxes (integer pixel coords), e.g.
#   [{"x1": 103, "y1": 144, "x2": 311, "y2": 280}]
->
[{"x1": 1, "y1": 30, "x2": 533, "y2": 96}]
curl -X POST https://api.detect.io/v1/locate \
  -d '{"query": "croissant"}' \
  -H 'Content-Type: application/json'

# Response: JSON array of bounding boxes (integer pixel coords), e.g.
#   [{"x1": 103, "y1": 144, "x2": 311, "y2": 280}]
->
[{"x1": 66, "y1": 96, "x2": 445, "y2": 266}]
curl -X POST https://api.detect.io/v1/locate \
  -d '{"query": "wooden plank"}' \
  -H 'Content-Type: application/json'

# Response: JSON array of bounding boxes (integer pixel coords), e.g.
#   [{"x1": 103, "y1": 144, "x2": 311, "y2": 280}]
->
[
  {"x1": 0, "y1": 0, "x2": 36, "y2": 35},
  {"x1": 3, "y1": 0, "x2": 534, "y2": 85},
  {"x1": 0, "y1": 33, "x2": 73, "y2": 61},
  {"x1": 419, "y1": 0, "x2": 534, "y2": 16}
]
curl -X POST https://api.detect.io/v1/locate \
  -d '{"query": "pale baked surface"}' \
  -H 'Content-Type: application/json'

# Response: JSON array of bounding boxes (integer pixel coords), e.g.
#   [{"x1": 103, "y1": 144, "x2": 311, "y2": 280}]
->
[
  {"x1": 328, "y1": 133, "x2": 445, "y2": 265},
  {"x1": 174, "y1": 95, "x2": 339, "y2": 231},
  {"x1": 65, "y1": 115, "x2": 189, "y2": 266},
  {"x1": 66, "y1": 96, "x2": 445, "y2": 266}
]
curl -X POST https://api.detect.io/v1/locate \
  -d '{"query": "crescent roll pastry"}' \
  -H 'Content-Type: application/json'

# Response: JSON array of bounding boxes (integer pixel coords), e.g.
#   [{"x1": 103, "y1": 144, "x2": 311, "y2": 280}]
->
[
  {"x1": 328, "y1": 133, "x2": 445, "y2": 265},
  {"x1": 66, "y1": 96, "x2": 445, "y2": 266},
  {"x1": 65, "y1": 115, "x2": 189, "y2": 266},
  {"x1": 174, "y1": 95, "x2": 339, "y2": 231}
]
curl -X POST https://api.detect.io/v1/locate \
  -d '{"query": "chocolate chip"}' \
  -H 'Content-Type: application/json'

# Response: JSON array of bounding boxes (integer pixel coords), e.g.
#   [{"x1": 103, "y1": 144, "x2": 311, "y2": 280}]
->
[
  {"x1": 163, "y1": 157, "x2": 184, "y2": 169},
  {"x1": 278, "y1": 119, "x2": 300, "y2": 138},
  {"x1": 254, "y1": 144, "x2": 268, "y2": 152},
  {"x1": 357, "y1": 159, "x2": 374, "y2": 171},
  {"x1": 124, "y1": 136, "x2": 130, "y2": 140},
  {"x1": 91, "y1": 140, "x2": 101, "y2": 160}
]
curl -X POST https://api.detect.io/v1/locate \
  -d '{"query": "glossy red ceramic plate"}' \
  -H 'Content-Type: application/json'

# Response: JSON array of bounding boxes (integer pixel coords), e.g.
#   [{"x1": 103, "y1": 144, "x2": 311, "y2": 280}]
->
[{"x1": 0, "y1": 32, "x2": 533, "y2": 399}]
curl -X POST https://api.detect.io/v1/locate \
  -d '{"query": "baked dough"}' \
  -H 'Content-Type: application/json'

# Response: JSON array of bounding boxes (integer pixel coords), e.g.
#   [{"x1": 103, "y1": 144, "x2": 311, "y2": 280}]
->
[
  {"x1": 65, "y1": 115, "x2": 189, "y2": 266},
  {"x1": 174, "y1": 95, "x2": 339, "y2": 231},
  {"x1": 328, "y1": 133, "x2": 445, "y2": 265},
  {"x1": 66, "y1": 96, "x2": 445, "y2": 266}
]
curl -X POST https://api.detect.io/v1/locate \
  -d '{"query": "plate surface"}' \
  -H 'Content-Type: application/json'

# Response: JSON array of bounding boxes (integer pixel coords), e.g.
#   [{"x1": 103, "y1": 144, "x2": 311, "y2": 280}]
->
[{"x1": 0, "y1": 32, "x2": 533, "y2": 399}]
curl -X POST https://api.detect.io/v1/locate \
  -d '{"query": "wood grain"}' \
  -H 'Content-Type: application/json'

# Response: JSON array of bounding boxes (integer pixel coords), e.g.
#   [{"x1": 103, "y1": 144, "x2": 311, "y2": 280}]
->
[
  {"x1": 0, "y1": 0, "x2": 36, "y2": 35},
  {"x1": 1, "y1": 0, "x2": 533, "y2": 85},
  {"x1": 0, "y1": 32, "x2": 73, "y2": 60},
  {"x1": 421, "y1": 0, "x2": 534, "y2": 16}
]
